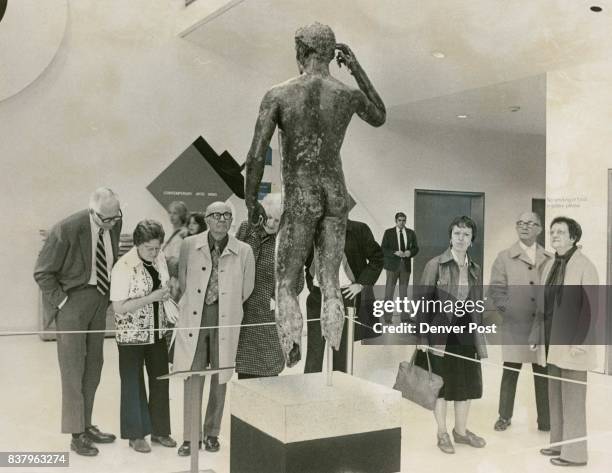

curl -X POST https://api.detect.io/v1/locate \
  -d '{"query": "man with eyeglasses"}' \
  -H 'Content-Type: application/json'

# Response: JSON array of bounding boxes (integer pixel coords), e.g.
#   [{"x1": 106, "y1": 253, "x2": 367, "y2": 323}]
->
[
  {"x1": 381, "y1": 212, "x2": 419, "y2": 324},
  {"x1": 172, "y1": 201, "x2": 255, "y2": 456},
  {"x1": 34, "y1": 187, "x2": 122, "y2": 456},
  {"x1": 488, "y1": 211, "x2": 552, "y2": 433}
]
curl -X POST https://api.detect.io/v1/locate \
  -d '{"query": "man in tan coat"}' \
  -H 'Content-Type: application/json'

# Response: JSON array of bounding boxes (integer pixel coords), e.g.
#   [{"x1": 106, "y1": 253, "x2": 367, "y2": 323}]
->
[
  {"x1": 172, "y1": 201, "x2": 255, "y2": 456},
  {"x1": 488, "y1": 211, "x2": 552, "y2": 432}
]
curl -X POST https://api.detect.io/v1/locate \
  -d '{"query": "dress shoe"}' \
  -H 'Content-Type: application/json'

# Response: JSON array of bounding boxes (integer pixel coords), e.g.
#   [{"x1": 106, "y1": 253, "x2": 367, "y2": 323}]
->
[
  {"x1": 204, "y1": 436, "x2": 220, "y2": 452},
  {"x1": 550, "y1": 457, "x2": 587, "y2": 467},
  {"x1": 129, "y1": 438, "x2": 151, "y2": 453},
  {"x1": 540, "y1": 448, "x2": 562, "y2": 456},
  {"x1": 452, "y1": 428, "x2": 486, "y2": 448},
  {"x1": 494, "y1": 417, "x2": 511, "y2": 431},
  {"x1": 84, "y1": 425, "x2": 116, "y2": 444},
  {"x1": 177, "y1": 441, "x2": 201, "y2": 457},
  {"x1": 436, "y1": 433, "x2": 455, "y2": 454},
  {"x1": 71, "y1": 433, "x2": 99, "y2": 456},
  {"x1": 151, "y1": 435, "x2": 177, "y2": 448}
]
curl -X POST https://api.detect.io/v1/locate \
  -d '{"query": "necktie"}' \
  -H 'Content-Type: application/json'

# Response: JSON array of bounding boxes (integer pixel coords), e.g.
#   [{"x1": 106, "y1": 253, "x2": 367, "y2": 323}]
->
[
  {"x1": 96, "y1": 229, "x2": 110, "y2": 295},
  {"x1": 399, "y1": 230, "x2": 406, "y2": 252},
  {"x1": 205, "y1": 244, "x2": 220, "y2": 305}
]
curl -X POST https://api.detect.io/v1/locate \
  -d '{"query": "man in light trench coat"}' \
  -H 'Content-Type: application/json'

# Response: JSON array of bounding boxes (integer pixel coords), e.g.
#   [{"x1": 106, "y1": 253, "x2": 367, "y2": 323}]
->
[
  {"x1": 488, "y1": 211, "x2": 553, "y2": 432},
  {"x1": 172, "y1": 201, "x2": 255, "y2": 456}
]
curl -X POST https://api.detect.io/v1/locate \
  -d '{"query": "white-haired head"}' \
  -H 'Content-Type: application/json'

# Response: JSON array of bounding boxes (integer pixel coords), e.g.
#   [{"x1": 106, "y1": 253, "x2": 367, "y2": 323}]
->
[
  {"x1": 89, "y1": 187, "x2": 121, "y2": 229},
  {"x1": 261, "y1": 193, "x2": 282, "y2": 234}
]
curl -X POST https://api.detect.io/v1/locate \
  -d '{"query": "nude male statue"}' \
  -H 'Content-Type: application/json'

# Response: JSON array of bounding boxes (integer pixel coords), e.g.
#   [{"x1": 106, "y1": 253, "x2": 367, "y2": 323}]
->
[{"x1": 244, "y1": 22, "x2": 386, "y2": 367}]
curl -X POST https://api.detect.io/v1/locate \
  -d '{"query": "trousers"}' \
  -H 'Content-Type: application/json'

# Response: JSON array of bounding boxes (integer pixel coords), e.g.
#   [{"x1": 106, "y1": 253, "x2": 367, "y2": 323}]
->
[
  {"x1": 498, "y1": 362, "x2": 550, "y2": 429},
  {"x1": 384, "y1": 260, "x2": 410, "y2": 323},
  {"x1": 55, "y1": 286, "x2": 108, "y2": 433},
  {"x1": 548, "y1": 364, "x2": 588, "y2": 463},
  {"x1": 183, "y1": 303, "x2": 227, "y2": 440}
]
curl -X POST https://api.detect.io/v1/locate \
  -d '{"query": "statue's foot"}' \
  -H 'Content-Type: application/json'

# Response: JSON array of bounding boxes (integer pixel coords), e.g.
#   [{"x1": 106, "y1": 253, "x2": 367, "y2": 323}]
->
[
  {"x1": 287, "y1": 342, "x2": 301, "y2": 368},
  {"x1": 321, "y1": 297, "x2": 345, "y2": 350}
]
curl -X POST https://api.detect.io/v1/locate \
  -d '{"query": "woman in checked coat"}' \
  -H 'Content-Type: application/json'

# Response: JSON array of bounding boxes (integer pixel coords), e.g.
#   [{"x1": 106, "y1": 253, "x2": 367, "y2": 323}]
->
[{"x1": 235, "y1": 193, "x2": 304, "y2": 378}]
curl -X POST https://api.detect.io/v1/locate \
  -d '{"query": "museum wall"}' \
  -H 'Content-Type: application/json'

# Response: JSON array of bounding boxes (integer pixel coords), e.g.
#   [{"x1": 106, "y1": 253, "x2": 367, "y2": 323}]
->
[
  {"x1": 341, "y1": 119, "x2": 546, "y2": 285},
  {"x1": 0, "y1": 0, "x2": 545, "y2": 331}
]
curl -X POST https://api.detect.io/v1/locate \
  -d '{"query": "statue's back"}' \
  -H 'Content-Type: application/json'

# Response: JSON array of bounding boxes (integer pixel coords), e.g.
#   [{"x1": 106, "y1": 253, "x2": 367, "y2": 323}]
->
[{"x1": 275, "y1": 75, "x2": 356, "y2": 173}]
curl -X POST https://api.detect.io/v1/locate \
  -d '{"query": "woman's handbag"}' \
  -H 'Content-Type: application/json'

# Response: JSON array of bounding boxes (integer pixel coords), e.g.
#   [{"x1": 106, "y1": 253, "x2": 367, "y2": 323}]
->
[{"x1": 392, "y1": 348, "x2": 443, "y2": 410}]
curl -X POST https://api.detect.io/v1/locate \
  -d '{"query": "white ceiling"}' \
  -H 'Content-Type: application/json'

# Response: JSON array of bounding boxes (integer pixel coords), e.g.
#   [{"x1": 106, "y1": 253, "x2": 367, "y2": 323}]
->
[{"x1": 184, "y1": 0, "x2": 612, "y2": 135}]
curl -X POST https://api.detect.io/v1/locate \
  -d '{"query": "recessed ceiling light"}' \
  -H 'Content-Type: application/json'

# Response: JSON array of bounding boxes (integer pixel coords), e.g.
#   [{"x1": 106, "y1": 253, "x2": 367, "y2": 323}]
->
[
  {"x1": 457, "y1": 114, "x2": 468, "y2": 119},
  {"x1": 509, "y1": 106, "x2": 521, "y2": 112},
  {"x1": 590, "y1": 6, "x2": 603, "y2": 12},
  {"x1": 431, "y1": 51, "x2": 446, "y2": 59}
]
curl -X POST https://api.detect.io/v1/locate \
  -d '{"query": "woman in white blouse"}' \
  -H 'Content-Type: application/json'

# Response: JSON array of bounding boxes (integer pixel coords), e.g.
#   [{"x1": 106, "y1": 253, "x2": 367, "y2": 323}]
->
[{"x1": 111, "y1": 220, "x2": 177, "y2": 453}]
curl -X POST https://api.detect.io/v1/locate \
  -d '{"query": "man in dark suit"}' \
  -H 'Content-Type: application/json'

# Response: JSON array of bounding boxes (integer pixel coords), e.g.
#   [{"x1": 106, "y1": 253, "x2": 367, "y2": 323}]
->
[
  {"x1": 34, "y1": 188, "x2": 122, "y2": 456},
  {"x1": 381, "y1": 212, "x2": 419, "y2": 323},
  {"x1": 304, "y1": 219, "x2": 384, "y2": 373}
]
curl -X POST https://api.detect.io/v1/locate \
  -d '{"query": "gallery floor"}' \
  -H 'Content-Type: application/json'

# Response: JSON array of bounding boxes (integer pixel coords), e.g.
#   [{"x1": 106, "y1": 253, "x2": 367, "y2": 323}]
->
[{"x1": 1, "y1": 331, "x2": 611, "y2": 473}]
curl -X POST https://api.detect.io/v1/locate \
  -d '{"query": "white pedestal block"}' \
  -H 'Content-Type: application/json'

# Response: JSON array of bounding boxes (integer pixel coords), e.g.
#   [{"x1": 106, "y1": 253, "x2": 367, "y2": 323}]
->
[{"x1": 230, "y1": 372, "x2": 402, "y2": 473}]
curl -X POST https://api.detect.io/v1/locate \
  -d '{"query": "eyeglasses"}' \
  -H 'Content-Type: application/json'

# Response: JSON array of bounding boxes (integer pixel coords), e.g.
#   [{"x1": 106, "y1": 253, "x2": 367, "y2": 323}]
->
[
  {"x1": 206, "y1": 212, "x2": 232, "y2": 221},
  {"x1": 93, "y1": 209, "x2": 122, "y2": 223},
  {"x1": 516, "y1": 220, "x2": 540, "y2": 228}
]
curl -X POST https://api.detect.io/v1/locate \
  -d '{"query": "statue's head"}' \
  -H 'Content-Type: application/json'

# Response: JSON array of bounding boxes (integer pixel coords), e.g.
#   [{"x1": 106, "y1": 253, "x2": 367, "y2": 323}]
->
[{"x1": 295, "y1": 22, "x2": 335, "y2": 70}]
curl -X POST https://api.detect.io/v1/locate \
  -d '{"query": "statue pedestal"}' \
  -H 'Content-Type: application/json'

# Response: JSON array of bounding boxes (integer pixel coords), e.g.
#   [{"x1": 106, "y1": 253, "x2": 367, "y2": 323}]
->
[{"x1": 230, "y1": 372, "x2": 401, "y2": 473}]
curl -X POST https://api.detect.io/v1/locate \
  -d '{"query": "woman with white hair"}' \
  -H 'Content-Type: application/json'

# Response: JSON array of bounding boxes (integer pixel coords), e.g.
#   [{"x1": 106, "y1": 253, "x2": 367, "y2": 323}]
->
[{"x1": 235, "y1": 193, "x2": 303, "y2": 378}]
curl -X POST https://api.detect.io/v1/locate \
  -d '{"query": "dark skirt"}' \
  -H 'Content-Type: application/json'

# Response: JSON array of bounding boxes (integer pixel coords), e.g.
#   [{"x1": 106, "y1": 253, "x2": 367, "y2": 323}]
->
[{"x1": 415, "y1": 320, "x2": 483, "y2": 401}]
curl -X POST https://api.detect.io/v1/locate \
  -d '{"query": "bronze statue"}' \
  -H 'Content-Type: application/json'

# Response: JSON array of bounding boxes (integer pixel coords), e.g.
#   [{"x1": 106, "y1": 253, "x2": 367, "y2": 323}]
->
[{"x1": 245, "y1": 22, "x2": 386, "y2": 367}]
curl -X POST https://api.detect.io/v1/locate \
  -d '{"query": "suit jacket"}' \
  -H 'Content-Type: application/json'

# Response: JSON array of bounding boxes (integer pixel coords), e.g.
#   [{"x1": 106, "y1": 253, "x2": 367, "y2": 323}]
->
[
  {"x1": 34, "y1": 209, "x2": 122, "y2": 328},
  {"x1": 488, "y1": 241, "x2": 552, "y2": 363},
  {"x1": 305, "y1": 219, "x2": 384, "y2": 340},
  {"x1": 381, "y1": 227, "x2": 419, "y2": 271}
]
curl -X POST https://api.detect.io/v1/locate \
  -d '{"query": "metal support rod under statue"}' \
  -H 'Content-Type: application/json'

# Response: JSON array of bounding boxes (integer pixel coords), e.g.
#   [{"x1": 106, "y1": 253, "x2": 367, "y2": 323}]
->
[
  {"x1": 326, "y1": 342, "x2": 333, "y2": 386},
  {"x1": 346, "y1": 306, "x2": 356, "y2": 375}
]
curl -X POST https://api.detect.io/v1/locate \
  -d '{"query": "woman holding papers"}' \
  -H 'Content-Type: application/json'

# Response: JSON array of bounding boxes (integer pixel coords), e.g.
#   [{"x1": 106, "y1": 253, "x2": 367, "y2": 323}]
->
[{"x1": 110, "y1": 220, "x2": 178, "y2": 453}]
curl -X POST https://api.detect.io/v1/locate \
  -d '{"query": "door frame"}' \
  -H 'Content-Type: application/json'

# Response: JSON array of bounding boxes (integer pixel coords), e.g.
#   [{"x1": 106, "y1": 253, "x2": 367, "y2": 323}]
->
[{"x1": 606, "y1": 170, "x2": 612, "y2": 373}]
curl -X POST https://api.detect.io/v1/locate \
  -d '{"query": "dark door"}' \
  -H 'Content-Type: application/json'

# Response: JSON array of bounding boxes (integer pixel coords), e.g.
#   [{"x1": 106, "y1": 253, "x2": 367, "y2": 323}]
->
[
  {"x1": 532, "y1": 198, "x2": 546, "y2": 247},
  {"x1": 413, "y1": 189, "x2": 485, "y2": 284}
]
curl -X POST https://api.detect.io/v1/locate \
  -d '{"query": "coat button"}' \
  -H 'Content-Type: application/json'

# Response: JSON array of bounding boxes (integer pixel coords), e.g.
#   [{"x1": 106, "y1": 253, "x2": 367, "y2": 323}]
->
[
  {"x1": 197, "y1": 289, "x2": 201, "y2": 293},
  {"x1": 532, "y1": 313, "x2": 536, "y2": 317},
  {"x1": 202, "y1": 267, "x2": 206, "y2": 271},
  {"x1": 528, "y1": 266, "x2": 533, "y2": 270},
  {"x1": 193, "y1": 311, "x2": 197, "y2": 315},
  {"x1": 531, "y1": 297, "x2": 535, "y2": 302},
  {"x1": 529, "y1": 281, "x2": 534, "y2": 285},
  {"x1": 189, "y1": 333, "x2": 193, "y2": 337}
]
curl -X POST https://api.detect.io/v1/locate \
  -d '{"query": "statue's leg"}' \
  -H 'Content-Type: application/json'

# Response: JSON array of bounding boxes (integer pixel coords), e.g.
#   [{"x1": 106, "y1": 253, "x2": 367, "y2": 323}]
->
[
  {"x1": 276, "y1": 210, "x2": 319, "y2": 368},
  {"x1": 316, "y1": 178, "x2": 349, "y2": 350}
]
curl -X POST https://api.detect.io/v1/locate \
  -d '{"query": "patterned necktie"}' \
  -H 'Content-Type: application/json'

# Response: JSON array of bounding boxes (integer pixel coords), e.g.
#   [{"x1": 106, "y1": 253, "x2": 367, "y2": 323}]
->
[
  {"x1": 96, "y1": 229, "x2": 110, "y2": 295},
  {"x1": 205, "y1": 244, "x2": 220, "y2": 305}
]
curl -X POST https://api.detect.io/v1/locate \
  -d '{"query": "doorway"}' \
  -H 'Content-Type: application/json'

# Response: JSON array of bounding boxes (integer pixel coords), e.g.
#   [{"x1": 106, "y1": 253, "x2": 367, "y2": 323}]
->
[{"x1": 413, "y1": 189, "x2": 485, "y2": 284}]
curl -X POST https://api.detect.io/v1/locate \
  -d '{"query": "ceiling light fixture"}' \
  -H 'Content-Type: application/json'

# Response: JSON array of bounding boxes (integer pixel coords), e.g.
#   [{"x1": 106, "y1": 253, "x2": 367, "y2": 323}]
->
[
  {"x1": 509, "y1": 106, "x2": 521, "y2": 112},
  {"x1": 590, "y1": 6, "x2": 603, "y2": 12},
  {"x1": 457, "y1": 114, "x2": 468, "y2": 119},
  {"x1": 431, "y1": 51, "x2": 446, "y2": 59}
]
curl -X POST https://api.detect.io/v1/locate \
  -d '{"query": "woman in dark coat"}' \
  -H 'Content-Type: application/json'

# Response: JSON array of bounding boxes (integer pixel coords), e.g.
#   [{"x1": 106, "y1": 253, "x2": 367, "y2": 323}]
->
[
  {"x1": 415, "y1": 216, "x2": 487, "y2": 454},
  {"x1": 235, "y1": 193, "x2": 303, "y2": 378}
]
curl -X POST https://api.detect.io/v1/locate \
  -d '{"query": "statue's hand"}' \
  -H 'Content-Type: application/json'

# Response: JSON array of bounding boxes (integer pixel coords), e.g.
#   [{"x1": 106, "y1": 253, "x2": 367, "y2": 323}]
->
[
  {"x1": 247, "y1": 200, "x2": 267, "y2": 226},
  {"x1": 335, "y1": 43, "x2": 358, "y2": 73}
]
